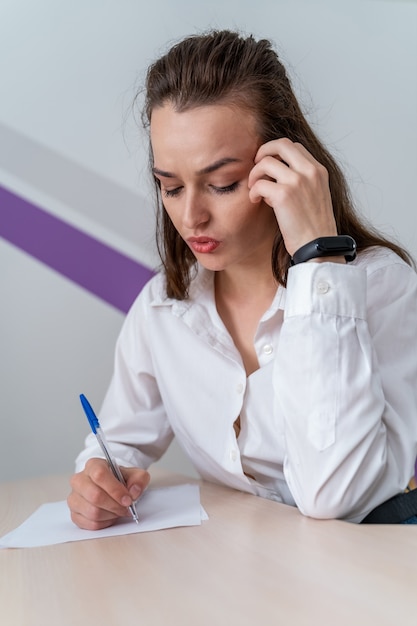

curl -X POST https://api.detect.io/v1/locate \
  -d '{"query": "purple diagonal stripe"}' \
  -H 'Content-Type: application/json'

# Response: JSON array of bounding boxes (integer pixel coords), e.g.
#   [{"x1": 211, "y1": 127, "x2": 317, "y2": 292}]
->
[{"x1": 0, "y1": 185, "x2": 154, "y2": 313}]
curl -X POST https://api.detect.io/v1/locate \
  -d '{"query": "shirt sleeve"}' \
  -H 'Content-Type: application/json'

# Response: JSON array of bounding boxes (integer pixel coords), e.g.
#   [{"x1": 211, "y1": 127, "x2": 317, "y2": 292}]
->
[
  {"x1": 275, "y1": 252, "x2": 417, "y2": 522},
  {"x1": 75, "y1": 280, "x2": 174, "y2": 472}
]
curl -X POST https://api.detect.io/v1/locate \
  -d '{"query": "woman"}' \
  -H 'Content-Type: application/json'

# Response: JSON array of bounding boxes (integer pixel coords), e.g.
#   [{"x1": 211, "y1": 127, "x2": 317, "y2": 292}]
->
[{"x1": 68, "y1": 30, "x2": 417, "y2": 529}]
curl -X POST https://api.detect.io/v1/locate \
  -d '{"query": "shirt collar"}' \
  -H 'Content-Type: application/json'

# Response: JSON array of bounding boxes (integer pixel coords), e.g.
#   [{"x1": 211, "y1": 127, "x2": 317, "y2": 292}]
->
[{"x1": 150, "y1": 264, "x2": 286, "y2": 318}]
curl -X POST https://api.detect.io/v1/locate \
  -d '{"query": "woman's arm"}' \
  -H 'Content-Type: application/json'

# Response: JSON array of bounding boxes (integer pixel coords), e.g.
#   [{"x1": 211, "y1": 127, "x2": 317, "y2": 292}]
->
[
  {"x1": 275, "y1": 251, "x2": 417, "y2": 521},
  {"x1": 74, "y1": 276, "x2": 174, "y2": 474},
  {"x1": 69, "y1": 276, "x2": 174, "y2": 528}
]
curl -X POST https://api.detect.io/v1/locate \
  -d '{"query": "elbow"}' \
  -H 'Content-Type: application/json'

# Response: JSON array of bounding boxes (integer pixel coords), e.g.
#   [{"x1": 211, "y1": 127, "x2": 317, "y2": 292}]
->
[
  {"x1": 288, "y1": 475, "x2": 359, "y2": 521},
  {"x1": 296, "y1": 499, "x2": 351, "y2": 521}
]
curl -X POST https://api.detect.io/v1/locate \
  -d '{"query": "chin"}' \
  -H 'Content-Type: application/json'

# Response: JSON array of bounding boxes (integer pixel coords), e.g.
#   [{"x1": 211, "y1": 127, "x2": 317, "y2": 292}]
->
[{"x1": 195, "y1": 256, "x2": 227, "y2": 272}]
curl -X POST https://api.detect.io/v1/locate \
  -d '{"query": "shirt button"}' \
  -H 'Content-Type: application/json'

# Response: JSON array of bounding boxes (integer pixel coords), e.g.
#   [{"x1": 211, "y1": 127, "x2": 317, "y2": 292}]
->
[
  {"x1": 262, "y1": 344, "x2": 273, "y2": 355},
  {"x1": 236, "y1": 383, "x2": 244, "y2": 394},
  {"x1": 230, "y1": 449, "x2": 238, "y2": 462},
  {"x1": 316, "y1": 281, "x2": 330, "y2": 294}
]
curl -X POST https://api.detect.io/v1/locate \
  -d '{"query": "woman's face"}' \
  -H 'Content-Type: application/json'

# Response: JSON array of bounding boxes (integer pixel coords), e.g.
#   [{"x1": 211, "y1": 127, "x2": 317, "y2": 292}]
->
[{"x1": 150, "y1": 102, "x2": 278, "y2": 274}]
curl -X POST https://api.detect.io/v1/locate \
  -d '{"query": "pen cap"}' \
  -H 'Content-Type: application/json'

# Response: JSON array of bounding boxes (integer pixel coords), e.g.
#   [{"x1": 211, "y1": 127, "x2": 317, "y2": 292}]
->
[{"x1": 79, "y1": 393, "x2": 100, "y2": 434}]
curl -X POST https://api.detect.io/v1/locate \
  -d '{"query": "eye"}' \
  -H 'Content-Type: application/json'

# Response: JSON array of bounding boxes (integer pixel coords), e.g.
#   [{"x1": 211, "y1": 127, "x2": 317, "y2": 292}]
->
[
  {"x1": 211, "y1": 182, "x2": 240, "y2": 195},
  {"x1": 162, "y1": 186, "x2": 183, "y2": 198}
]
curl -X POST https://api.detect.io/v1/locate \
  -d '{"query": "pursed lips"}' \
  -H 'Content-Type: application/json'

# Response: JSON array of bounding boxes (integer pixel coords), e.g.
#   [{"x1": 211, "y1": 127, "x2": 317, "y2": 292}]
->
[{"x1": 187, "y1": 237, "x2": 221, "y2": 253}]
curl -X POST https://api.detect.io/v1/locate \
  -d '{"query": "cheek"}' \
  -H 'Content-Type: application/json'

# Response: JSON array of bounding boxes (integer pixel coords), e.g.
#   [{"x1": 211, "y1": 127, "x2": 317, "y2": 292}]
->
[
  {"x1": 233, "y1": 195, "x2": 264, "y2": 221},
  {"x1": 238, "y1": 201, "x2": 277, "y2": 234}
]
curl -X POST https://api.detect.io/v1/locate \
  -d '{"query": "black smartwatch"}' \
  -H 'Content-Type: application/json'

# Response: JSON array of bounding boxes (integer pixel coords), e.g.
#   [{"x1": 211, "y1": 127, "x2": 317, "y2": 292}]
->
[{"x1": 291, "y1": 236, "x2": 357, "y2": 265}]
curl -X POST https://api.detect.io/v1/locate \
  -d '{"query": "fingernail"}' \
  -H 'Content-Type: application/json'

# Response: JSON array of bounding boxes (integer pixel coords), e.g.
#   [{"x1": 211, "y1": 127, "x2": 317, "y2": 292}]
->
[
  {"x1": 130, "y1": 485, "x2": 142, "y2": 500},
  {"x1": 121, "y1": 495, "x2": 132, "y2": 507}
]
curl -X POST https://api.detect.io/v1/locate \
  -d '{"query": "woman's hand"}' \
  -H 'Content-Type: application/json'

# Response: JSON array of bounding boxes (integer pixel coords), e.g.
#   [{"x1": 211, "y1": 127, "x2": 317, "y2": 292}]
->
[
  {"x1": 248, "y1": 138, "x2": 338, "y2": 257},
  {"x1": 67, "y1": 458, "x2": 150, "y2": 530}
]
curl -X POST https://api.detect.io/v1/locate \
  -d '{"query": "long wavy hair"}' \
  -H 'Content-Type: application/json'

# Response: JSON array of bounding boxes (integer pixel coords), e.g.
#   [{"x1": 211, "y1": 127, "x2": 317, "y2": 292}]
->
[{"x1": 141, "y1": 29, "x2": 412, "y2": 299}]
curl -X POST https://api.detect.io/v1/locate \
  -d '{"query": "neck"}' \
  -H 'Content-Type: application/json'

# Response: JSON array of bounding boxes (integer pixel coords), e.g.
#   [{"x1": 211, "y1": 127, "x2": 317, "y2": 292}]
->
[
  {"x1": 215, "y1": 261, "x2": 277, "y2": 303},
  {"x1": 214, "y1": 259, "x2": 278, "y2": 378}
]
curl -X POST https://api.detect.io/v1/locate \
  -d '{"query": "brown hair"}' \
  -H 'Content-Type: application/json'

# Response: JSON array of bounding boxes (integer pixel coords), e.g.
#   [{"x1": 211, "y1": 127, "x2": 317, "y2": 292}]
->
[{"x1": 142, "y1": 29, "x2": 413, "y2": 299}]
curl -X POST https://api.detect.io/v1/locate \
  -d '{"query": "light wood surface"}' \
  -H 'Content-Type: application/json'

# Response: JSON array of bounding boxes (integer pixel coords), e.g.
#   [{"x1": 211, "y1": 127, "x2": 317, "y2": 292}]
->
[{"x1": 1, "y1": 470, "x2": 416, "y2": 626}]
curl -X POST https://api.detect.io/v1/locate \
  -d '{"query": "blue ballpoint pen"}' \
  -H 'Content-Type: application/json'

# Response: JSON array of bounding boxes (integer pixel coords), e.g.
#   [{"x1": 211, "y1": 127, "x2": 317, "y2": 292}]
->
[{"x1": 79, "y1": 393, "x2": 140, "y2": 524}]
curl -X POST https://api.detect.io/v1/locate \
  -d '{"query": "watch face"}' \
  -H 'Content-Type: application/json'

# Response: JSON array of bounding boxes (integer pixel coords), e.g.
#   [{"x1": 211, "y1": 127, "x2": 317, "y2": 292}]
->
[{"x1": 317, "y1": 236, "x2": 356, "y2": 253}]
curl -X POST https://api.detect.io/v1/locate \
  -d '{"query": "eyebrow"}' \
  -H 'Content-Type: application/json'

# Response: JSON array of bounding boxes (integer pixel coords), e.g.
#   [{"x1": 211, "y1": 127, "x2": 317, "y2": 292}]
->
[{"x1": 152, "y1": 157, "x2": 241, "y2": 178}]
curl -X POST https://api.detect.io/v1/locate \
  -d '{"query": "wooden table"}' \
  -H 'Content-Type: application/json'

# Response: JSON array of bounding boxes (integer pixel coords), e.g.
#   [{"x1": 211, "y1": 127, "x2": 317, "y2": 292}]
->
[{"x1": 1, "y1": 470, "x2": 416, "y2": 626}]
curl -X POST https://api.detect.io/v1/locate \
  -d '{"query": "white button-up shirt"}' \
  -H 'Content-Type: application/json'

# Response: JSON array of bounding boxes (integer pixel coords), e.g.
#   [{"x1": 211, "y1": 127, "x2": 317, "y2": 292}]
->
[{"x1": 75, "y1": 247, "x2": 417, "y2": 522}]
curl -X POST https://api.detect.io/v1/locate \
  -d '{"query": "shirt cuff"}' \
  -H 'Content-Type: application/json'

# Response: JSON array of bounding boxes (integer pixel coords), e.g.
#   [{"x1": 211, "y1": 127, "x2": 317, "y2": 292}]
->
[{"x1": 284, "y1": 261, "x2": 367, "y2": 319}]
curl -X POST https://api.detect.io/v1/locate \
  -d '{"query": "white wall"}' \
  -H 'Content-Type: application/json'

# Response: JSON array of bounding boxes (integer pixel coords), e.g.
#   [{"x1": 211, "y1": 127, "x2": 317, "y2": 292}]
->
[{"x1": 1, "y1": 0, "x2": 416, "y2": 482}]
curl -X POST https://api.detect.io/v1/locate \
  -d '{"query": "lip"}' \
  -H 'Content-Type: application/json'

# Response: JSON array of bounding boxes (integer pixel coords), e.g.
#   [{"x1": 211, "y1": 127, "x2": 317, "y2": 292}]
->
[{"x1": 187, "y1": 237, "x2": 221, "y2": 254}]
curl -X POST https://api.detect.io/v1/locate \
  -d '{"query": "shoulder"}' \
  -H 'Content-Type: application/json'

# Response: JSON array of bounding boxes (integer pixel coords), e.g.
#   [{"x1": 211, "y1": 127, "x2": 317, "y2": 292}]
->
[
  {"x1": 353, "y1": 246, "x2": 414, "y2": 275},
  {"x1": 126, "y1": 271, "x2": 170, "y2": 311},
  {"x1": 127, "y1": 265, "x2": 214, "y2": 315},
  {"x1": 354, "y1": 247, "x2": 417, "y2": 313},
  {"x1": 119, "y1": 273, "x2": 167, "y2": 334}
]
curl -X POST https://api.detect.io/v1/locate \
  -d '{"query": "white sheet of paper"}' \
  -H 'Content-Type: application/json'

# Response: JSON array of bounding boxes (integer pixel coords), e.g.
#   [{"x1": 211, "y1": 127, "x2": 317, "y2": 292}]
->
[{"x1": 0, "y1": 484, "x2": 208, "y2": 549}]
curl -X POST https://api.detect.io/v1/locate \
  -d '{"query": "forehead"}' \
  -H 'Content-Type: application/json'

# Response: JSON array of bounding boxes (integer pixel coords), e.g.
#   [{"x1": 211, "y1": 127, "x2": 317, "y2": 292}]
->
[{"x1": 150, "y1": 102, "x2": 260, "y2": 168}]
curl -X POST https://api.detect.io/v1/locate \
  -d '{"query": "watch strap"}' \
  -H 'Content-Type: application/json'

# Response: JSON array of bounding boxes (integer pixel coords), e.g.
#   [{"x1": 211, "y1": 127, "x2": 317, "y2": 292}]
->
[{"x1": 291, "y1": 236, "x2": 357, "y2": 265}]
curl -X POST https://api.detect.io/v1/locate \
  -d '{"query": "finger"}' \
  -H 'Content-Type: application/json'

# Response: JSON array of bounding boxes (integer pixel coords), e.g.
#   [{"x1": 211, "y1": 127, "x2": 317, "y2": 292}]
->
[
  {"x1": 248, "y1": 156, "x2": 296, "y2": 191},
  {"x1": 248, "y1": 178, "x2": 284, "y2": 207},
  {"x1": 85, "y1": 458, "x2": 134, "y2": 509},
  {"x1": 254, "y1": 138, "x2": 320, "y2": 174},
  {"x1": 68, "y1": 489, "x2": 128, "y2": 520},
  {"x1": 254, "y1": 137, "x2": 294, "y2": 164},
  {"x1": 70, "y1": 469, "x2": 131, "y2": 518},
  {"x1": 71, "y1": 459, "x2": 132, "y2": 513},
  {"x1": 71, "y1": 512, "x2": 113, "y2": 531},
  {"x1": 121, "y1": 467, "x2": 151, "y2": 502},
  {"x1": 67, "y1": 488, "x2": 129, "y2": 530}
]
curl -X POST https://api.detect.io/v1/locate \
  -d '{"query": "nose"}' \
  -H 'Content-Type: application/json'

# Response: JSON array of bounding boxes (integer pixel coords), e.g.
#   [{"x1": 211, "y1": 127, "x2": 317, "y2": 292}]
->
[{"x1": 182, "y1": 189, "x2": 210, "y2": 230}]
